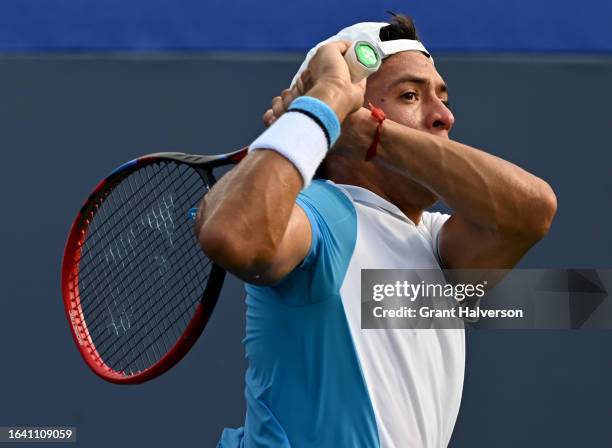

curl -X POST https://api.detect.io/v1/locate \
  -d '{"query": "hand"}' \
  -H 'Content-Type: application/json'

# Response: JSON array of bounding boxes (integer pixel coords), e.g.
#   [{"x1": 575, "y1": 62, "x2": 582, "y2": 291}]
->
[
  {"x1": 263, "y1": 79, "x2": 304, "y2": 127},
  {"x1": 303, "y1": 41, "x2": 366, "y2": 121},
  {"x1": 330, "y1": 107, "x2": 379, "y2": 160},
  {"x1": 262, "y1": 41, "x2": 366, "y2": 127}
]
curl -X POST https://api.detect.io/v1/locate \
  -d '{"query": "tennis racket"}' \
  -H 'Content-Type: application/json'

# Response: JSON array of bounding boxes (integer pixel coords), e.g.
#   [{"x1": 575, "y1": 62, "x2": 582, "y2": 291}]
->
[{"x1": 61, "y1": 147, "x2": 247, "y2": 384}]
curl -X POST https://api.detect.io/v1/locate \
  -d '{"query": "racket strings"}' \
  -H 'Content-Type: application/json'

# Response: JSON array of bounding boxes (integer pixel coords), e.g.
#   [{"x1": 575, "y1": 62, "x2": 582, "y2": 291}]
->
[
  {"x1": 75, "y1": 163, "x2": 202, "y2": 285},
  {"x1": 102, "y1": 255, "x2": 212, "y2": 372},
  {"x1": 92, "y1": 164, "x2": 207, "y2": 348},
  {"x1": 88, "y1": 166, "x2": 206, "y2": 372},
  {"x1": 77, "y1": 161, "x2": 213, "y2": 375},
  {"x1": 79, "y1": 165, "x2": 189, "y2": 332},
  {"x1": 77, "y1": 168, "x2": 203, "y2": 327},
  {"x1": 78, "y1": 161, "x2": 184, "y2": 249},
  {"x1": 80, "y1": 162, "x2": 177, "y2": 371},
  {"x1": 92, "y1": 253, "x2": 212, "y2": 363},
  {"x1": 95, "y1": 162, "x2": 205, "y2": 370},
  {"x1": 79, "y1": 169, "x2": 201, "y2": 330},
  {"x1": 84, "y1": 164, "x2": 204, "y2": 373}
]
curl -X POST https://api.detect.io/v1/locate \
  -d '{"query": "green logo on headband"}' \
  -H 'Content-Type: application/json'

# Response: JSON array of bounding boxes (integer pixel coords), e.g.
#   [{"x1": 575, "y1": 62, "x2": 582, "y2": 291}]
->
[{"x1": 355, "y1": 42, "x2": 380, "y2": 68}]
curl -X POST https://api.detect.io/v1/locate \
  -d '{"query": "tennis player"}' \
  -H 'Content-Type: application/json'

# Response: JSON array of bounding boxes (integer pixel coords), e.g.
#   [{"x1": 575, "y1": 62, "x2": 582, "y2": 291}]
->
[{"x1": 196, "y1": 14, "x2": 557, "y2": 448}]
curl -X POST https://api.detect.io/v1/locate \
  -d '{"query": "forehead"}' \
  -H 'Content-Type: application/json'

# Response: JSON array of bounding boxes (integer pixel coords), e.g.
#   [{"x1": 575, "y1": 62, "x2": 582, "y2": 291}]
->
[{"x1": 367, "y1": 51, "x2": 446, "y2": 92}]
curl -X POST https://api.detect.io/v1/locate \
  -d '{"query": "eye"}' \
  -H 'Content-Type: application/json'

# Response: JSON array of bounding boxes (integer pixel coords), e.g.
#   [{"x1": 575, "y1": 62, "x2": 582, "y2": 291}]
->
[{"x1": 401, "y1": 91, "x2": 417, "y2": 102}]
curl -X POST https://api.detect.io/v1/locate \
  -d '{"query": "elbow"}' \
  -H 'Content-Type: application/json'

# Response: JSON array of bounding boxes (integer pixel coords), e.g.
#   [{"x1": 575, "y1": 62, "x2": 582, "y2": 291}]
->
[
  {"x1": 196, "y1": 221, "x2": 278, "y2": 281},
  {"x1": 193, "y1": 200, "x2": 240, "y2": 268},
  {"x1": 193, "y1": 197, "x2": 287, "y2": 283},
  {"x1": 521, "y1": 180, "x2": 558, "y2": 241},
  {"x1": 196, "y1": 223, "x2": 229, "y2": 264},
  {"x1": 495, "y1": 179, "x2": 557, "y2": 244}
]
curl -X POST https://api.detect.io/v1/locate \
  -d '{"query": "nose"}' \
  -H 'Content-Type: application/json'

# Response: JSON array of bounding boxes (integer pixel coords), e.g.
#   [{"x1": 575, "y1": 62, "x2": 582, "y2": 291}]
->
[{"x1": 425, "y1": 97, "x2": 454, "y2": 135}]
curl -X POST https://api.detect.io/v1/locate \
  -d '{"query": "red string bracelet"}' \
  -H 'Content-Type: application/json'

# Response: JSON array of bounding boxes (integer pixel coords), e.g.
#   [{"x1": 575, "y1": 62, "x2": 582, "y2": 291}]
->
[{"x1": 365, "y1": 102, "x2": 386, "y2": 162}]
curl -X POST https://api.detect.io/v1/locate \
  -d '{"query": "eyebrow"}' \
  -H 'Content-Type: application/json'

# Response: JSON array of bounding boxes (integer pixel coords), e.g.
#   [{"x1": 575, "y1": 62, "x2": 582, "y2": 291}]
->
[{"x1": 390, "y1": 75, "x2": 448, "y2": 93}]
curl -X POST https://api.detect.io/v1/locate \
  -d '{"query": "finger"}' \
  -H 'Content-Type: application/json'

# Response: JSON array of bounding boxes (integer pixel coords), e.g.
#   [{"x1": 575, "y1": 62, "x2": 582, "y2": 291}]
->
[
  {"x1": 263, "y1": 109, "x2": 275, "y2": 127},
  {"x1": 281, "y1": 88, "x2": 295, "y2": 110},
  {"x1": 300, "y1": 69, "x2": 312, "y2": 92},
  {"x1": 271, "y1": 96, "x2": 285, "y2": 118},
  {"x1": 290, "y1": 82, "x2": 301, "y2": 100},
  {"x1": 264, "y1": 116, "x2": 276, "y2": 127},
  {"x1": 290, "y1": 83, "x2": 301, "y2": 105},
  {"x1": 315, "y1": 40, "x2": 352, "y2": 60},
  {"x1": 326, "y1": 39, "x2": 352, "y2": 55},
  {"x1": 295, "y1": 75, "x2": 305, "y2": 95}
]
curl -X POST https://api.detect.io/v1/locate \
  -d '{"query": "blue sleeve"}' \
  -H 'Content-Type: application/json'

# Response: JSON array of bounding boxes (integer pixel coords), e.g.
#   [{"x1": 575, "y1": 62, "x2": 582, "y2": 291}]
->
[
  {"x1": 294, "y1": 194, "x2": 321, "y2": 269},
  {"x1": 246, "y1": 180, "x2": 357, "y2": 306},
  {"x1": 294, "y1": 180, "x2": 356, "y2": 270}
]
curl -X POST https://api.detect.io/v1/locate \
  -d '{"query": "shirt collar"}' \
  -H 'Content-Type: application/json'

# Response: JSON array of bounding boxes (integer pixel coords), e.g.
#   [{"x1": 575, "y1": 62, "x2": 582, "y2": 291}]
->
[{"x1": 329, "y1": 181, "x2": 418, "y2": 226}]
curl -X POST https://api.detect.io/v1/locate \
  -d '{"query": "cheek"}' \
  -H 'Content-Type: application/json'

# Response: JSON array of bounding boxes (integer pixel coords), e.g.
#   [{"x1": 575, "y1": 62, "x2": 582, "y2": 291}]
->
[
  {"x1": 364, "y1": 91, "x2": 423, "y2": 129},
  {"x1": 382, "y1": 101, "x2": 421, "y2": 129}
]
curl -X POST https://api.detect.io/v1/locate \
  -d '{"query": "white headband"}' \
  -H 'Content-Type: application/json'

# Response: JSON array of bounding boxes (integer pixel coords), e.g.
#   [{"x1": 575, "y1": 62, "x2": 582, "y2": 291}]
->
[
  {"x1": 378, "y1": 39, "x2": 431, "y2": 58},
  {"x1": 291, "y1": 22, "x2": 433, "y2": 87}
]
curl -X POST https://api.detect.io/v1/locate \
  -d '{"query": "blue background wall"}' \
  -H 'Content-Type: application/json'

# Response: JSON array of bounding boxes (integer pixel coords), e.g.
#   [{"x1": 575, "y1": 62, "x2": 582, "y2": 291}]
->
[
  {"x1": 1, "y1": 0, "x2": 612, "y2": 53},
  {"x1": 1, "y1": 2, "x2": 611, "y2": 447}
]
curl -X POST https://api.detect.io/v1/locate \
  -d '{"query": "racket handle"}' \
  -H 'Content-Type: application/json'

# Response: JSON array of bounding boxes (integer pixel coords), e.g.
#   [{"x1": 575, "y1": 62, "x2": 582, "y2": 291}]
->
[{"x1": 344, "y1": 41, "x2": 382, "y2": 83}]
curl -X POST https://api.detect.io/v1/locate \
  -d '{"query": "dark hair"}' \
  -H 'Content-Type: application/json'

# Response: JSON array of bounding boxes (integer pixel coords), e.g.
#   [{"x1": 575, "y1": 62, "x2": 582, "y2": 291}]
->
[{"x1": 379, "y1": 12, "x2": 420, "y2": 42}]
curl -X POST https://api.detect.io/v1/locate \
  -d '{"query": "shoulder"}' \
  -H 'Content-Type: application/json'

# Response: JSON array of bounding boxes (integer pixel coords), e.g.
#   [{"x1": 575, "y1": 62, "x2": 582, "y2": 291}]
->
[
  {"x1": 295, "y1": 180, "x2": 359, "y2": 275},
  {"x1": 299, "y1": 179, "x2": 354, "y2": 206},
  {"x1": 297, "y1": 180, "x2": 356, "y2": 225}
]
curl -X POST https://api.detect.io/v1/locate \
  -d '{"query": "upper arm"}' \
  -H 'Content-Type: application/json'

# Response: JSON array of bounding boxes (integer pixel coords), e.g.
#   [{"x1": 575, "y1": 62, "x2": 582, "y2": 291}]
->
[
  {"x1": 421, "y1": 211, "x2": 539, "y2": 291},
  {"x1": 248, "y1": 181, "x2": 358, "y2": 306},
  {"x1": 200, "y1": 179, "x2": 354, "y2": 288},
  {"x1": 438, "y1": 214, "x2": 542, "y2": 270},
  {"x1": 200, "y1": 199, "x2": 312, "y2": 286},
  {"x1": 251, "y1": 202, "x2": 313, "y2": 285},
  {"x1": 250, "y1": 181, "x2": 356, "y2": 292}
]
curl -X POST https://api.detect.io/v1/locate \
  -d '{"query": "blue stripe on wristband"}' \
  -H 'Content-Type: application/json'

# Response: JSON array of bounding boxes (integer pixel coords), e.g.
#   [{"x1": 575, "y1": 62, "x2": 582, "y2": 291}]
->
[{"x1": 289, "y1": 96, "x2": 341, "y2": 146}]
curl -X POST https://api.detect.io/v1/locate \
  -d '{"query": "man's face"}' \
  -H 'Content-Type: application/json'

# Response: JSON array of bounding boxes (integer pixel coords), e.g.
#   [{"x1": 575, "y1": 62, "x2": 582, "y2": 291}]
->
[{"x1": 364, "y1": 51, "x2": 454, "y2": 139}]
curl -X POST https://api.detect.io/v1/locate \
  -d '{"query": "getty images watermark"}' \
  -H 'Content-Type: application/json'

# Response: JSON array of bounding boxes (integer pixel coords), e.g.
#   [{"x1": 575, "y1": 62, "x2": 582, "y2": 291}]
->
[{"x1": 361, "y1": 269, "x2": 612, "y2": 329}]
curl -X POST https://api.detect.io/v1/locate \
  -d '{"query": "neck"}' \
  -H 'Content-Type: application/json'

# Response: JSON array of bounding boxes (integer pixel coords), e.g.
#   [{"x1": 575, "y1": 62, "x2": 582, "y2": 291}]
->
[{"x1": 321, "y1": 155, "x2": 437, "y2": 225}]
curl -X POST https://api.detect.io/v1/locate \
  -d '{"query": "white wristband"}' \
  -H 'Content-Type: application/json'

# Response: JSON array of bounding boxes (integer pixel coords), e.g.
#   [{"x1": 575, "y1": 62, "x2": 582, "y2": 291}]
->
[{"x1": 249, "y1": 111, "x2": 328, "y2": 189}]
